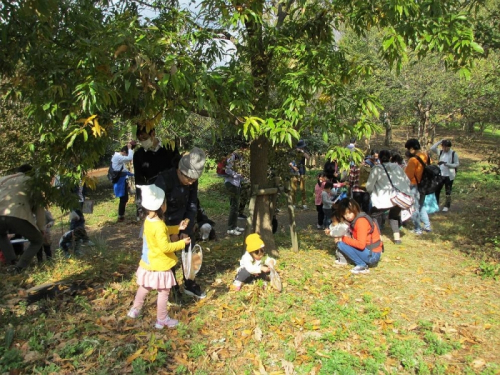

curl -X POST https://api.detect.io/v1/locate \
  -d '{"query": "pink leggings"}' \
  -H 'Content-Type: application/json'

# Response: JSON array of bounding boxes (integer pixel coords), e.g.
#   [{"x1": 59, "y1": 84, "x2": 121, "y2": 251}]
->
[{"x1": 132, "y1": 286, "x2": 170, "y2": 321}]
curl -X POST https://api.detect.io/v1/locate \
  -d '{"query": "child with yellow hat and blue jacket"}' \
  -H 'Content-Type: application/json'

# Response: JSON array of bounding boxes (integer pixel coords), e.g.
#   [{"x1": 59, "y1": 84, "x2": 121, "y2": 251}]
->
[{"x1": 233, "y1": 233, "x2": 276, "y2": 291}]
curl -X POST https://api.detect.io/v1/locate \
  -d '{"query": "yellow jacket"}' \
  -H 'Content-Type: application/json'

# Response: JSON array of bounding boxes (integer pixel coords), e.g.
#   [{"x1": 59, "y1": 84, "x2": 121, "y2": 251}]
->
[{"x1": 139, "y1": 218, "x2": 186, "y2": 271}]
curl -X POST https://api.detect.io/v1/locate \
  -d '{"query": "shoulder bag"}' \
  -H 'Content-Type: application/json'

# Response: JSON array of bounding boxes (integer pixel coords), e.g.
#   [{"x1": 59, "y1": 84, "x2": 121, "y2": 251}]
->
[{"x1": 381, "y1": 164, "x2": 414, "y2": 210}]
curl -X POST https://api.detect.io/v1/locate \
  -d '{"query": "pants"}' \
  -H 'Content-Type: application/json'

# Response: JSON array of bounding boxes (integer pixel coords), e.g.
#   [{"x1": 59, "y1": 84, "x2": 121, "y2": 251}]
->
[
  {"x1": 316, "y1": 205, "x2": 324, "y2": 227},
  {"x1": 132, "y1": 285, "x2": 170, "y2": 321},
  {"x1": 337, "y1": 242, "x2": 381, "y2": 267},
  {"x1": 37, "y1": 244, "x2": 52, "y2": 262},
  {"x1": 239, "y1": 182, "x2": 251, "y2": 216},
  {"x1": 225, "y1": 182, "x2": 241, "y2": 230},
  {"x1": 371, "y1": 206, "x2": 401, "y2": 235},
  {"x1": 323, "y1": 208, "x2": 332, "y2": 228},
  {"x1": 435, "y1": 177, "x2": 454, "y2": 208},
  {"x1": 0, "y1": 216, "x2": 44, "y2": 269},
  {"x1": 235, "y1": 267, "x2": 269, "y2": 284},
  {"x1": 353, "y1": 191, "x2": 371, "y2": 213},
  {"x1": 118, "y1": 187, "x2": 129, "y2": 217},
  {"x1": 410, "y1": 185, "x2": 430, "y2": 231},
  {"x1": 290, "y1": 175, "x2": 306, "y2": 206}
]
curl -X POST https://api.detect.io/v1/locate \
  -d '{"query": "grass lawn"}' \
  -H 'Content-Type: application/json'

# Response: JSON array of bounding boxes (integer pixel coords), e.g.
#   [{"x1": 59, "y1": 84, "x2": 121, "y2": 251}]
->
[{"x1": 1, "y1": 132, "x2": 499, "y2": 374}]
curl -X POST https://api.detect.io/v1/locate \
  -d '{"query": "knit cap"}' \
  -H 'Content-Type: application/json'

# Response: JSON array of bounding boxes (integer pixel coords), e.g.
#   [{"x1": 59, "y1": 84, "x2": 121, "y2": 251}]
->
[
  {"x1": 179, "y1": 147, "x2": 206, "y2": 180},
  {"x1": 245, "y1": 233, "x2": 265, "y2": 253},
  {"x1": 137, "y1": 184, "x2": 165, "y2": 211}
]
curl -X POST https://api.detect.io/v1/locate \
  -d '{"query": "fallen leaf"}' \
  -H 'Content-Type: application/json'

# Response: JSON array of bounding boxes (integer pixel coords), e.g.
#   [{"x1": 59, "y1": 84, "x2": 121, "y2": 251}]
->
[
  {"x1": 254, "y1": 326, "x2": 263, "y2": 342},
  {"x1": 126, "y1": 348, "x2": 144, "y2": 364}
]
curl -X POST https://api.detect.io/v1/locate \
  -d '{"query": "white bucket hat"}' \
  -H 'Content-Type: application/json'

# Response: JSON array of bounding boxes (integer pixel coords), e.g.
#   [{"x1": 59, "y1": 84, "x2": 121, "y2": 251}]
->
[{"x1": 137, "y1": 185, "x2": 165, "y2": 211}]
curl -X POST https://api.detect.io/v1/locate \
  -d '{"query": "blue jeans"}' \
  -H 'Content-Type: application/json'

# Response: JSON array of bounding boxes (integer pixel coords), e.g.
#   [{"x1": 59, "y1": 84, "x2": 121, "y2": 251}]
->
[
  {"x1": 323, "y1": 208, "x2": 332, "y2": 228},
  {"x1": 410, "y1": 185, "x2": 430, "y2": 231},
  {"x1": 337, "y1": 241, "x2": 381, "y2": 267}
]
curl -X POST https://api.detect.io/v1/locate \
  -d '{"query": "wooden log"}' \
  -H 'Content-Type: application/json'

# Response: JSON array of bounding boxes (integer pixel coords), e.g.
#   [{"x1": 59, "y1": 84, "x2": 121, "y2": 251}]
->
[
  {"x1": 287, "y1": 193, "x2": 299, "y2": 251},
  {"x1": 254, "y1": 187, "x2": 278, "y2": 196}
]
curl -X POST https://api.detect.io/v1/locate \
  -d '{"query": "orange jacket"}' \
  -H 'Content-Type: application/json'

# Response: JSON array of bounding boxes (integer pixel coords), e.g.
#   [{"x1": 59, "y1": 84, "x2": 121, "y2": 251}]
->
[
  {"x1": 405, "y1": 151, "x2": 429, "y2": 185},
  {"x1": 342, "y1": 216, "x2": 383, "y2": 253}
]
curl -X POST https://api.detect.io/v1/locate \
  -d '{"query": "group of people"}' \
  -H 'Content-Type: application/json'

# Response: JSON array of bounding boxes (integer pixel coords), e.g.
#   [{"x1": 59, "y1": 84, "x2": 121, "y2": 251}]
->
[{"x1": 318, "y1": 137, "x2": 459, "y2": 274}]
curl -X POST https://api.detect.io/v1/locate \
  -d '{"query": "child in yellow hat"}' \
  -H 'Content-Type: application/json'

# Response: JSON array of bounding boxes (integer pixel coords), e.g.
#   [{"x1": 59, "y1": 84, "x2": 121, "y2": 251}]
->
[{"x1": 233, "y1": 233, "x2": 276, "y2": 291}]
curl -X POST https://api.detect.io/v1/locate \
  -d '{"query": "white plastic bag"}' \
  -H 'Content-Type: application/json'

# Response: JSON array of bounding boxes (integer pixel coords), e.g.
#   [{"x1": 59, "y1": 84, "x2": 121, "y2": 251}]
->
[
  {"x1": 182, "y1": 244, "x2": 203, "y2": 280},
  {"x1": 269, "y1": 267, "x2": 282, "y2": 292}
]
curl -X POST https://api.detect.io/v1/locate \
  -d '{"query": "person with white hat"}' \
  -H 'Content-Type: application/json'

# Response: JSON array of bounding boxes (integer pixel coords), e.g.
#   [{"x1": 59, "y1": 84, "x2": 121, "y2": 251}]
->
[
  {"x1": 155, "y1": 147, "x2": 207, "y2": 299},
  {"x1": 127, "y1": 184, "x2": 191, "y2": 329}
]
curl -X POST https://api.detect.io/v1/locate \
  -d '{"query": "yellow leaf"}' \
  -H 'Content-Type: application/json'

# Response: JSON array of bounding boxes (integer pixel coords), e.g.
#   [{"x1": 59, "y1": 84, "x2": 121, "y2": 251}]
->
[
  {"x1": 126, "y1": 348, "x2": 144, "y2": 364},
  {"x1": 242, "y1": 329, "x2": 252, "y2": 337}
]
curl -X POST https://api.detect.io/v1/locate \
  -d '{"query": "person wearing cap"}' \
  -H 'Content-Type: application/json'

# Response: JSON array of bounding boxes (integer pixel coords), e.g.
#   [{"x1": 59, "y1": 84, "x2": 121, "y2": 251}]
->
[
  {"x1": 232, "y1": 233, "x2": 276, "y2": 291},
  {"x1": 155, "y1": 147, "x2": 207, "y2": 299},
  {"x1": 224, "y1": 151, "x2": 245, "y2": 236},
  {"x1": 133, "y1": 126, "x2": 180, "y2": 221},
  {"x1": 127, "y1": 184, "x2": 191, "y2": 329},
  {"x1": 430, "y1": 139, "x2": 459, "y2": 212},
  {"x1": 289, "y1": 139, "x2": 310, "y2": 209},
  {"x1": 111, "y1": 141, "x2": 135, "y2": 222}
]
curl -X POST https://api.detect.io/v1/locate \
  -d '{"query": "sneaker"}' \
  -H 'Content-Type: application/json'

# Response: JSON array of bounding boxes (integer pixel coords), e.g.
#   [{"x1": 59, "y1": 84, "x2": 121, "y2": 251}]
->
[
  {"x1": 233, "y1": 280, "x2": 242, "y2": 291},
  {"x1": 155, "y1": 316, "x2": 179, "y2": 329},
  {"x1": 184, "y1": 280, "x2": 207, "y2": 299},
  {"x1": 424, "y1": 227, "x2": 432, "y2": 233},
  {"x1": 316, "y1": 224, "x2": 324, "y2": 230},
  {"x1": 302, "y1": 205, "x2": 308, "y2": 209},
  {"x1": 442, "y1": 207, "x2": 449, "y2": 212},
  {"x1": 236, "y1": 227, "x2": 245, "y2": 232},
  {"x1": 127, "y1": 307, "x2": 141, "y2": 319},
  {"x1": 334, "y1": 260, "x2": 348, "y2": 266},
  {"x1": 412, "y1": 229, "x2": 423, "y2": 235},
  {"x1": 238, "y1": 214, "x2": 247, "y2": 219},
  {"x1": 227, "y1": 229, "x2": 242, "y2": 236},
  {"x1": 394, "y1": 240, "x2": 402, "y2": 245},
  {"x1": 351, "y1": 265, "x2": 370, "y2": 274}
]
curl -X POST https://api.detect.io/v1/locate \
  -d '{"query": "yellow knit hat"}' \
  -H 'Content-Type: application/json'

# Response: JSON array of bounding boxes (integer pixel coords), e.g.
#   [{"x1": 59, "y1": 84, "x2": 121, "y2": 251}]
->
[{"x1": 245, "y1": 233, "x2": 265, "y2": 253}]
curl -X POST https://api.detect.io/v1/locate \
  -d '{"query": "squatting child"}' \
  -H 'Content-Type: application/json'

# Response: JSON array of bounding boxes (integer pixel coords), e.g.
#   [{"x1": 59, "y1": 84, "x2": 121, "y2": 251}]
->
[
  {"x1": 233, "y1": 233, "x2": 276, "y2": 291},
  {"x1": 59, "y1": 226, "x2": 89, "y2": 258},
  {"x1": 127, "y1": 185, "x2": 191, "y2": 329}
]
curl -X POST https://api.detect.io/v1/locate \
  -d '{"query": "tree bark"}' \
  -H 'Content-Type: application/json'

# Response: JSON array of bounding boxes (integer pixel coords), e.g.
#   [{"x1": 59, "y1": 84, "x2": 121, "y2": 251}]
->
[{"x1": 383, "y1": 112, "x2": 392, "y2": 146}]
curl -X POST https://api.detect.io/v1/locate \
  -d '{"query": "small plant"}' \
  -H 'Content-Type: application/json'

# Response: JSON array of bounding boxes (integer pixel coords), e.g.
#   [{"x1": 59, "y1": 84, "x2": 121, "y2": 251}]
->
[
  {"x1": 175, "y1": 364, "x2": 188, "y2": 374},
  {"x1": 188, "y1": 343, "x2": 206, "y2": 359},
  {"x1": 478, "y1": 262, "x2": 500, "y2": 280}
]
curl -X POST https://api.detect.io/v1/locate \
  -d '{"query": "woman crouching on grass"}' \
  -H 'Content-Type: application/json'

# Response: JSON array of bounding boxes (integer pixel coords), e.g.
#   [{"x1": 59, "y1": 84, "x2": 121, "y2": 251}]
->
[{"x1": 334, "y1": 198, "x2": 383, "y2": 274}]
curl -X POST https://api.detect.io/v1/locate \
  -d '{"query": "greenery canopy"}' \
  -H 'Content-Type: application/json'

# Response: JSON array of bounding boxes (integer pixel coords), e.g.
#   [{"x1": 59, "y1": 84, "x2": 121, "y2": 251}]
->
[{"x1": 0, "y1": 0, "x2": 487, "y2": 241}]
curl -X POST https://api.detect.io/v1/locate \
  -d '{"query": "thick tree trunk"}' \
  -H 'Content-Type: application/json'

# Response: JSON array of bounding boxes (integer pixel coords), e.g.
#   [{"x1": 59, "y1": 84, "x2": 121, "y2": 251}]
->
[
  {"x1": 467, "y1": 121, "x2": 475, "y2": 134},
  {"x1": 250, "y1": 136, "x2": 276, "y2": 251}
]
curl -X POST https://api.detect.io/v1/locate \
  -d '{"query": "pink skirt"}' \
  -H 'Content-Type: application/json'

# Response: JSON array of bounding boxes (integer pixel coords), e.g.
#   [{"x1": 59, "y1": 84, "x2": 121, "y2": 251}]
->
[{"x1": 136, "y1": 266, "x2": 177, "y2": 290}]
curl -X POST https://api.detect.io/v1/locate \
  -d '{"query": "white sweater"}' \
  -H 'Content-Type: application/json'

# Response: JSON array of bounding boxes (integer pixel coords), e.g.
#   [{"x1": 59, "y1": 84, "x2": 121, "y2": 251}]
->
[
  {"x1": 430, "y1": 141, "x2": 459, "y2": 180},
  {"x1": 366, "y1": 162, "x2": 411, "y2": 209}
]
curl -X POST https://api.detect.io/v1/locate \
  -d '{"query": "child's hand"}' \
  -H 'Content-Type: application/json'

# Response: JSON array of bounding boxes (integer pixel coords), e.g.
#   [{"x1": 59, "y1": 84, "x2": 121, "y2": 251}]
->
[
  {"x1": 324, "y1": 228, "x2": 331, "y2": 236},
  {"x1": 261, "y1": 265, "x2": 270, "y2": 273},
  {"x1": 179, "y1": 219, "x2": 190, "y2": 230},
  {"x1": 182, "y1": 237, "x2": 191, "y2": 245}
]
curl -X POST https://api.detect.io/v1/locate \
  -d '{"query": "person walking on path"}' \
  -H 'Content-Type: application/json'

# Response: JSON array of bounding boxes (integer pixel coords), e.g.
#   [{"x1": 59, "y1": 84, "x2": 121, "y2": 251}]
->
[
  {"x1": 430, "y1": 139, "x2": 459, "y2": 212},
  {"x1": 224, "y1": 152, "x2": 245, "y2": 236},
  {"x1": 0, "y1": 165, "x2": 45, "y2": 273},
  {"x1": 289, "y1": 140, "x2": 310, "y2": 209},
  {"x1": 111, "y1": 142, "x2": 135, "y2": 222},
  {"x1": 314, "y1": 173, "x2": 327, "y2": 229},
  {"x1": 127, "y1": 184, "x2": 191, "y2": 329},
  {"x1": 404, "y1": 138, "x2": 431, "y2": 235},
  {"x1": 366, "y1": 150, "x2": 411, "y2": 244},
  {"x1": 155, "y1": 147, "x2": 207, "y2": 299}
]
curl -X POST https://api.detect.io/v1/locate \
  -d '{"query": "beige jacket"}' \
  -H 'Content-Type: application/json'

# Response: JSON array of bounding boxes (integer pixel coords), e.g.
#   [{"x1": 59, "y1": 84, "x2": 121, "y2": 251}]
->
[{"x1": 0, "y1": 173, "x2": 45, "y2": 230}]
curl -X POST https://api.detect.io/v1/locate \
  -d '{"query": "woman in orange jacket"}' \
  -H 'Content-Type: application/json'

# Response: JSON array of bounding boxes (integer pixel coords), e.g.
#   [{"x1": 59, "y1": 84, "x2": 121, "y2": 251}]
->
[{"x1": 334, "y1": 198, "x2": 383, "y2": 274}]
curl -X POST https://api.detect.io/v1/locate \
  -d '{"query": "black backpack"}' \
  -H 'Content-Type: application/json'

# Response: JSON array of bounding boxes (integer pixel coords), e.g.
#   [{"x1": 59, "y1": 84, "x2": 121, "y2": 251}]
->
[
  {"x1": 413, "y1": 154, "x2": 442, "y2": 195},
  {"x1": 107, "y1": 163, "x2": 123, "y2": 184}
]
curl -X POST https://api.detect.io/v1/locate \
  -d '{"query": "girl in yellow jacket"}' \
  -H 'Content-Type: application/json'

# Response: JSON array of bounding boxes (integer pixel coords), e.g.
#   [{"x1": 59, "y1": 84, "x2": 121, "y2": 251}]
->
[{"x1": 127, "y1": 185, "x2": 190, "y2": 329}]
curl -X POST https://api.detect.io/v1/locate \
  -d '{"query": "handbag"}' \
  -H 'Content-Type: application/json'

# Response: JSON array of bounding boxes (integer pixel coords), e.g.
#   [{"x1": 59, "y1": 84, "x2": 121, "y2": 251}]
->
[
  {"x1": 107, "y1": 163, "x2": 123, "y2": 184},
  {"x1": 381, "y1": 164, "x2": 414, "y2": 210}
]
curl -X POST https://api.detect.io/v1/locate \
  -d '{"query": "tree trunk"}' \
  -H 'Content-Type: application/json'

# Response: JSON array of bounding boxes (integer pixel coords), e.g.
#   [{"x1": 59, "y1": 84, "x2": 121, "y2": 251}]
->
[
  {"x1": 383, "y1": 112, "x2": 392, "y2": 146},
  {"x1": 467, "y1": 121, "x2": 475, "y2": 134},
  {"x1": 250, "y1": 136, "x2": 276, "y2": 251}
]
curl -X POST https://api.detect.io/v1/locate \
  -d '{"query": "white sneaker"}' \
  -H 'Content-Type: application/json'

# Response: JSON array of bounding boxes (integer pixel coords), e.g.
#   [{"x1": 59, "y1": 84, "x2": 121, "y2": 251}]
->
[
  {"x1": 442, "y1": 207, "x2": 449, "y2": 212},
  {"x1": 236, "y1": 227, "x2": 245, "y2": 232},
  {"x1": 302, "y1": 205, "x2": 308, "y2": 209},
  {"x1": 227, "y1": 229, "x2": 242, "y2": 236}
]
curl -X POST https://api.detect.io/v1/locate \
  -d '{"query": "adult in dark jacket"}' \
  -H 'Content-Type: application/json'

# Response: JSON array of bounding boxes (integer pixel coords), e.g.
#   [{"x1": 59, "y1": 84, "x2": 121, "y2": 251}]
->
[
  {"x1": 133, "y1": 126, "x2": 179, "y2": 220},
  {"x1": 155, "y1": 147, "x2": 207, "y2": 299},
  {"x1": 323, "y1": 158, "x2": 339, "y2": 182}
]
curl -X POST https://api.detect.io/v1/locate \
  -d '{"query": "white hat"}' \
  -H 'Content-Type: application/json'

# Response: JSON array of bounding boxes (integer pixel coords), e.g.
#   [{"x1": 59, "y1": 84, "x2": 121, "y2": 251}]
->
[
  {"x1": 178, "y1": 147, "x2": 206, "y2": 180},
  {"x1": 137, "y1": 185, "x2": 165, "y2": 211},
  {"x1": 199, "y1": 223, "x2": 212, "y2": 240}
]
